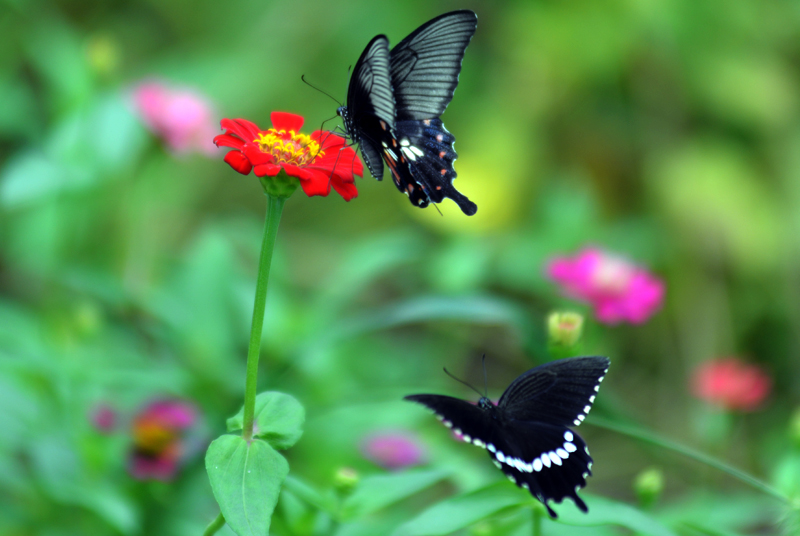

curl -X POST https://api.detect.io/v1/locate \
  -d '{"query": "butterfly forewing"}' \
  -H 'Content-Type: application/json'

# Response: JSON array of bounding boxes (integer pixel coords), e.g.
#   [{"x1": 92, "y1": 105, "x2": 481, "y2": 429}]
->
[
  {"x1": 403, "y1": 394, "x2": 496, "y2": 446},
  {"x1": 498, "y1": 356, "x2": 610, "y2": 427},
  {"x1": 390, "y1": 10, "x2": 478, "y2": 120},
  {"x1": 344, "y1": 35, "x2": 394, "y2": 180}
]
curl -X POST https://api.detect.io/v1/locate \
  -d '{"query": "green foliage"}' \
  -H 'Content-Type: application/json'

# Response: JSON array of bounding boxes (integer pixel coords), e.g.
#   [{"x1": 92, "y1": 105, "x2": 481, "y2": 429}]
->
[
  {"x1": 206, "y1": 435, "x2": 289, "y2": 536},
  {"x1": 226, "y1": 391, "x2": 305, "y2": 450}
]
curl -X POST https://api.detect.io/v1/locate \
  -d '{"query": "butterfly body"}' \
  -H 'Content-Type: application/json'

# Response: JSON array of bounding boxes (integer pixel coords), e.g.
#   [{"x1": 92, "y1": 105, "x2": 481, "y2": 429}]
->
[
  {"x1": 405, "y1": 356, "x2": 610, "y2": 518},
  {"x1": 337, "y1": 11, "x2": 478, "y2": 215}
]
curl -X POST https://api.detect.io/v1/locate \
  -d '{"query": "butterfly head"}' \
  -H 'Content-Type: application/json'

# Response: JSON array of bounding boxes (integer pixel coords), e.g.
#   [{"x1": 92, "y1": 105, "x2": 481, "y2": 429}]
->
[
  {"x1": 477, "y1": 397, "x2": 494, "y2": 411},
  {"x1": 336, "y1": 106, "x2": 348, "y2": 119}
]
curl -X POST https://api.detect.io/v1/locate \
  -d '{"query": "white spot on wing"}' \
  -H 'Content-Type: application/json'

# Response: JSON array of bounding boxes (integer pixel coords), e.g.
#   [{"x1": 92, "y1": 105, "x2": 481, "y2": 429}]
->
[
  {"x1": 549, "y1": 452, "x2": 562, "y2": 466},
  {"x1": 410, "y1": 146, "x2": 425, "y2": 157},
  {"x1": 462, "y1": 434, "x2": 472, "y2": 443},
  {"x1": 541, "y1": 454, "x2": 551, "y2": 468},
  {"x1": 556, "y1": 448, "x2": 569, "y2": 459},
  {"x1": 564, "y1": 431, "x2": 573, "y2": 442},
  {"x1": 564, "y1": 442, "x2": 577, "y2": 453},
  {"x1": 533, "y1": 458, "x2": 543, "y2": 472},
  {"x1": 488, "y1": 443, "x2": 496, "y2": 453}
]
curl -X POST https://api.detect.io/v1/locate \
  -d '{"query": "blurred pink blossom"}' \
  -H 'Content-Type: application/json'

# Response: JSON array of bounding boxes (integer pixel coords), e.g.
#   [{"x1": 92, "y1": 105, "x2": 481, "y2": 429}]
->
[
  {"x1": 361, "y1": 431, "x2": 425, "y2": 470},
  {"x1": 132, "y1": 80, "x2": 218, "y2": 155},
  {"x1": 692, "y1": 358, "x2": 771, "y2": 412},
  {"x1": 129, "y1": 399, "x2": 198, "y2": 480},
  {"x1": 546, "y1": 247, "x2": 665, "y2": 325},
  {"x1": 90, "y1": 404, "x2": 117, "y2": 433}
]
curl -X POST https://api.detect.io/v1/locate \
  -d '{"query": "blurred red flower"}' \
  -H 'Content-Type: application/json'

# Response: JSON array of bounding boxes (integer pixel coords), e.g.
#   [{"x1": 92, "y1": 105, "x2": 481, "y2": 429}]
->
[
  {"x1": 361, "y1": 431, "x2": 425, "y2": 470},
  {"x1": 214, "y1": 112, "x2": 363, "y2": 200},
  {"x1": 546, "y1": 247, "x2": 665, "y2": 325},
  {"x1": 90, "y1": 404, "x2": 117, "y2": 433},
  {"x1": 129, "y1": 399, "x2": 198, "y2": 480},
  {"x1": 132, "y1": 80, "x2": 218, "y2": 155},
  {"x1": 692, "y1": 358, "x2": 771, "y2": 412}
]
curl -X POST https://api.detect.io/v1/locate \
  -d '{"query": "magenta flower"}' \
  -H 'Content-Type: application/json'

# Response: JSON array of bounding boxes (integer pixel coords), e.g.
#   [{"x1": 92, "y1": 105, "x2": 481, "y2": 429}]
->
[
  {"x1": 692, "y1": 358, "x2": 771, "y2": 412},
  {"x1": 90, "y1": 404, "x2": 117, "y2": 433},
  {"x1": 546, "y1": 247, "x2": 665, "y2": 325},
  {"x1": 129, "y1": 399, "x2": 198, "y2": 480},
  {"x1": 361, "y1": 431, "x2": 425, "y2": 470},
  {"x1": 132, "y1": 80, "x2": 218, "y2": 155}
]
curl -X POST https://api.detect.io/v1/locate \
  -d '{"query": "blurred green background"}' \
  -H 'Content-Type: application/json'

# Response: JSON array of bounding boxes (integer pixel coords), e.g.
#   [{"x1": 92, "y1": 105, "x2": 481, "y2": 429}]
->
[{"x1": 2, "y1": 0, "x2": 800, "y2": 534}]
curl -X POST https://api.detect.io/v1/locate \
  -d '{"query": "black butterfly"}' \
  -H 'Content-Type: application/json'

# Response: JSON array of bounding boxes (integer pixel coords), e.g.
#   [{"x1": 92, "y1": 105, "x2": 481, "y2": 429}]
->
[
  {"x1": 405, "y1": 356, "x2": 610, "y2": 518},
  {"x1": 337, "y1": 10, "x2": 478, "y2": 215}
]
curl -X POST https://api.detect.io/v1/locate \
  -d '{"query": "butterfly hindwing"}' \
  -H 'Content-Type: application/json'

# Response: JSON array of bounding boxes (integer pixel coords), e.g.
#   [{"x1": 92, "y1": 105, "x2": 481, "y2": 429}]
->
[
  {"x1": 489, "y1": 421, "x2": 592, "y2": 518},
  {"x1": 498, "y1": 356, "x2": 610, "y2": 427},
  {"x1": 390, "y1": 10, "x2": 478, "y2": 121},
  {"x1": 382, "y1": 119, "x2": 477, "y2": 215}
]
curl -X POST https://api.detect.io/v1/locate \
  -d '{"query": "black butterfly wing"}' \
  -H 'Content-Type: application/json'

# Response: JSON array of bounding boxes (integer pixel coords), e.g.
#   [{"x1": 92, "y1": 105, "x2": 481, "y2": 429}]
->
[
  {"x1": 344, "y1": 35, "x2": 395, "y2": 180},
  {"x1": 488, "y1": 421, "x2": 592, "y2": 518},
  {"x1": 498, "y1": 356, "x2": 610, "y2": 427},
  {"x1": 382, "y1": 119, "x2": 477, "y2": 215},
  {"x1": 390, "y1": 10, "x2": 478, "y2": 121},
  {"x1": 403, "y1": 394, "x2": 497, "y2": 447}
]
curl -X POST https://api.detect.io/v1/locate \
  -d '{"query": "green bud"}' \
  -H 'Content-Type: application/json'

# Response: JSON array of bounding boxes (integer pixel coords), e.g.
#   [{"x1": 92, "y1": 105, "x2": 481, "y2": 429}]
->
[
  {"x1": 633, "y1": 467, "x2": 664, "y2": 508},
  {"x1": 333, "y1": 467, "x2": 359, "y2": 494},
  {"x1": 547, "y1": 311, "x2": 584, "y2": 348}
]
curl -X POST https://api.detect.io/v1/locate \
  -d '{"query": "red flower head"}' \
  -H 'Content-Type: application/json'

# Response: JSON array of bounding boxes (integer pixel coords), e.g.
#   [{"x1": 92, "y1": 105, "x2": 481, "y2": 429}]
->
[
  {"x1": 360, "y1": 431, "x2": 426, "y2": 470},
  {"x1": 214, "y1": 112, "x2": 363, "y2": 200},
  {"x1": 129, "y1": 399, "x2": 198, "y2": 481},
  {"x1": 691, "y1": 358, "x2": 771, "y2": 412}
]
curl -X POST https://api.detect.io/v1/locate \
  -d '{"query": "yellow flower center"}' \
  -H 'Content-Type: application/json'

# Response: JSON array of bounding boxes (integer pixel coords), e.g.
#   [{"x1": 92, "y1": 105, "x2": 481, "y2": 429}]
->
[{"x1": 254, "y1": 129, "x2": 323, "y2": 166}]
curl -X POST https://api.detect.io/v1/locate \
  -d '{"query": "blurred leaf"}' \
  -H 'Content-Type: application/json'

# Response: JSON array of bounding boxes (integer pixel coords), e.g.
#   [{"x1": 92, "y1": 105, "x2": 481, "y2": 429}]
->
[
  {"x1": 226, "y1": 391, "x2": 305, "y2": 450},
  {"x1": 393, "y1": 481, "x2": 531, "y2": 536},
  {"x1": 283, "y1": 475, "x2": 337, "y2": 514},
  {"x1": 340, "y1": 469, "x2": 449, "y2": 520},
  {"x1": 206, "y1": 435, "x2": 289, "y2": 536},
  {"x1": 556, "y1": 494, "x2": 677, "y2": 536},
  {"x1": 0, "y1": 150, "x2": 78, "y2": 207}
]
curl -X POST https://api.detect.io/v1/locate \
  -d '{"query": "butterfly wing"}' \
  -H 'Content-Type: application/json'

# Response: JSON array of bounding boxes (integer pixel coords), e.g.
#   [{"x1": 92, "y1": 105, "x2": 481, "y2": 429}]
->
[
  {"x1": 488, "y1": 421, "x2": 592, "y2": 518},
  {"x1": 403, "y1": 394, "x2": 497, "y2": 446},
  {"x1": 344, "y1": 35, "x2": 395, "y2": 180},
  {"x1": 382, "y1": 119, "x2": 477, "y2": 215},
  {"x1": 498, "y1": 356, "x2": 610, "y2": 427},
  {"x1": 390, "y1": 10, "x2": 478, "y2": 121}
]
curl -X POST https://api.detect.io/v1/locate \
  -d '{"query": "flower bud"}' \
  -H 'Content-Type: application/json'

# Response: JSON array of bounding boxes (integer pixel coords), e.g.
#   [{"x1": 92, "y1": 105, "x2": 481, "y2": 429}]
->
[
  {"x1": 547, "y1": 311, "x2": 584, "y2": 348},
  {"x1": 633, "y1": 467, "x2": 664, "y2": 508},
  {"x1": 333, "y1": 467, "x2": 359, "y2": 494}
]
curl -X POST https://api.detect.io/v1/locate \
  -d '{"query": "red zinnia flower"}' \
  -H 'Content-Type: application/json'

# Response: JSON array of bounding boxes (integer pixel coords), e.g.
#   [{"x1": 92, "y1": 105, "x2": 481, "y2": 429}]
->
[
  {"x1": 691, "y1": 358, "x2": 771, "y2": 412},
  {"x1": 360, "y1": 431, "x2": 426, "y2": 470},
  {"x1": 129, "y1": 399, "x2": 198, "y2": 480},
  {"x1": 214, "y1": 112, "x2": 362, "y2": 200}
]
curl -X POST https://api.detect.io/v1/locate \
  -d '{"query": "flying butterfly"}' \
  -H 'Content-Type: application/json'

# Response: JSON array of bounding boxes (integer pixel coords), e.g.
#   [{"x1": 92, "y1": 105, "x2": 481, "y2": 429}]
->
[
  {"x1": 337, "y1": 10, "x2": 478, "y2": 215},
  {"x1": 405, "y1": 356, "x2": 610, "y2": 518}
]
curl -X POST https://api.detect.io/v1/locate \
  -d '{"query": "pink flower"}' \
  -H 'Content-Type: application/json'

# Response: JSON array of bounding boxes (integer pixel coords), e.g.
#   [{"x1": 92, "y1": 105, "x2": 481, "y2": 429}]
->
[
  {"x1": 361, "y1": 431, "x2": 425, "y2": 470},
  {"x1": 546, "y1": 247, "x2": 665, "y2": 325},
  {"x1": 692, "y1": 358, "x2": 771, "y2": 412},
  {"x1": 90, "y1": 404, "x2": 117, "y2": 433},
  {"x1": 132, "y1": 81, "x2": 218, "y2": 155},
  {"x1": 129, "y1": 399, "x2": 198, "y2": 480}
]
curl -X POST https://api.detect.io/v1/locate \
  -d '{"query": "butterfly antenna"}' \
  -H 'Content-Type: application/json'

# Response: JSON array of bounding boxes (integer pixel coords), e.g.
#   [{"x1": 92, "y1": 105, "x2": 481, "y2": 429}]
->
[
  {"x1": 301, "y1": 75, "x2": 343, "y2": 107},
  {"x1": 443, "y1": 367, "x2": 484, "y2": 398},
  {"x1": 481, "y1": 355, "x2": 488, "y2": 397}
]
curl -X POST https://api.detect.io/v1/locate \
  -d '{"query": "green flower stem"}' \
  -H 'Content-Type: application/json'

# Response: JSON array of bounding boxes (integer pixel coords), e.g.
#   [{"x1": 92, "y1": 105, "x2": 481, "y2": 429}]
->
[
  {"x1": 532, "y1": 505, "x2": 542, "y2": 536},
  {"x1": 202, "y1": 513, "x2": 225, "y2": 536},
  {"x1": 242, "y1": 194, "x2": 286, "y2": 442},
  {"x1": 590, "y1": 416, "x2": 790, "y2": 504}
]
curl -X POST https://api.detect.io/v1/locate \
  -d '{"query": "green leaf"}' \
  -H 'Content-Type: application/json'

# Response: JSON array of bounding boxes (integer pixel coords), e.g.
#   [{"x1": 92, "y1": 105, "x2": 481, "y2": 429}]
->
[
  {"x1": 393, "y1": 482, "x2": 532, "y2": 536},
  {"x1": 341, "y1": 469, "x2": 449, "y2": 520},
  {"x1": 205, "y1": 435, "x2": 289, "y2": 536},
  {"x1": 226, "y1": 391, "x2": 305, "y2": 450},
  {"x1": 556, "y1": 494, "x2": 678, "y2": 536}
]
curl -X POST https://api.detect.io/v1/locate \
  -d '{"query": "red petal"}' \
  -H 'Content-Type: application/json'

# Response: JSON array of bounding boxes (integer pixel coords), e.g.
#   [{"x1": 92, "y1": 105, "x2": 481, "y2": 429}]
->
[
  {"x1": 331, "y1": 176, "x2": 358, "y2": 201},
  {"x1": 253, "y1": 163, "x2": 281, "y2": 176},
  {"x1": 220, "y1": 118, "x2": 261, "y2": 141},
  {"x1": 214, "y1": 133, "x2": 245, "y2": 150},
  {"x1": 313, "y1": 130, "x2": 346, "y2": 151},
  {"x1": 224, "y1": 150, "x2": 252, "y2": 175},
  {"x1": 242, "y1": 144, "x2": 274, "y2": 165},
  {"x1": 271, "y1": 112, "x2": 304, "y2": 133},
  {"x1": 296, "y1": 167, "x2": 331, "y2": 197}
]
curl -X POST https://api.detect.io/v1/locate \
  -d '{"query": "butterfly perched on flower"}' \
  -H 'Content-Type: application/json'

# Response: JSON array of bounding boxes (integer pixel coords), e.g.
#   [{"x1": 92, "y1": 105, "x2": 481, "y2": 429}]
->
[
  {"x1": 337, "y1": 10, "x2": 478, "y2": 215},
  {"x1": 405, "y1": 356, "x2": 610, "y2": 518}
]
